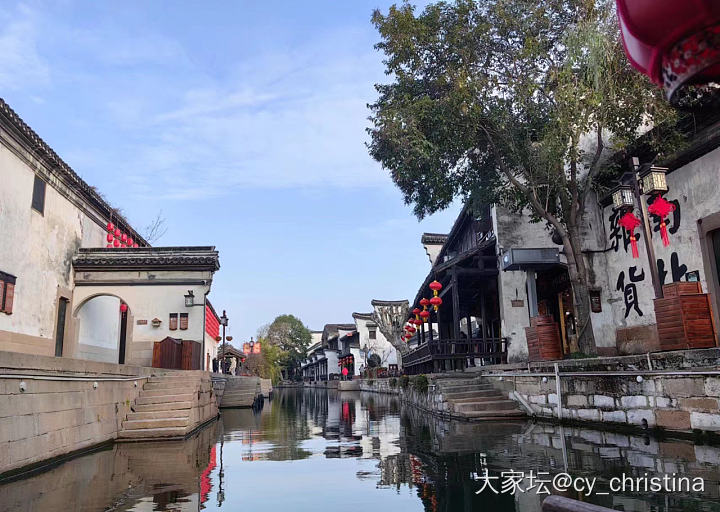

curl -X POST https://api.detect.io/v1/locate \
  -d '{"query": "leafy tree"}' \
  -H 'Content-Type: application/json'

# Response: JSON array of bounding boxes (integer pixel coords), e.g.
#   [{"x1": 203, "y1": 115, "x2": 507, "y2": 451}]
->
[
  {"x1": 367, "y1": 353, "x2": 382, "y2": 368},
  {"x1": 368, "y1": 0, "x2": 678, "y2": 354},
  {"x1": 265, "y1": 314, "x2": 311, "y2": 379}
]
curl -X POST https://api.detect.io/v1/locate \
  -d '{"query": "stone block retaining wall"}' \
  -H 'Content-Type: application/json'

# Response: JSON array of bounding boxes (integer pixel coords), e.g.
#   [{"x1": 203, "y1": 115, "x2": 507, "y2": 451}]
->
[
  {"x1": 0, "y1": 350, "x2": 214, "y2": 477},
  {"x1": 485, "y1": 348, "x2": 720, "y2": 434},
  {"x1": 359, "y1": 377, "x2": 451, "y2": 417}
]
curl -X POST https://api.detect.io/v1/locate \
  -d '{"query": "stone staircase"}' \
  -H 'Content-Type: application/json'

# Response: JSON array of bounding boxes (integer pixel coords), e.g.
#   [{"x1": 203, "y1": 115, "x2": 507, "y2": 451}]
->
[
  {"x1": 436, "y1": 376, "x2": 526, "y2": 420},
  {"x1": 216, "y1": 376, "x2": 262, "y2": 408},
  {"x1": 118, "y1": 373, "x2": 217, "y2": 441}
]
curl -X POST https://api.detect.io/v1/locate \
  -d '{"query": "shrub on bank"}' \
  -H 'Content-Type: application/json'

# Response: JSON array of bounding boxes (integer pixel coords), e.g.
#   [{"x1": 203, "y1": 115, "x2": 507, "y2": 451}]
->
[
  {"x1": 399, "y1": 375, "x2": 410, "y2": 390},
  {"x1": 389, "y1": 377, "x2": 397, "y2": 388},
  {"x1": 412, "y1": 374, "x2": 429, "y2": 394}
]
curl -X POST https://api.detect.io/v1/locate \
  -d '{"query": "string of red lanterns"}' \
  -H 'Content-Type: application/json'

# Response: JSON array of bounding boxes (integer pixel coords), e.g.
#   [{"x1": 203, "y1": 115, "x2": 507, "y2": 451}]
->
[{"x1": 106, "y1": 222, "x2": 139, "y2": 248}]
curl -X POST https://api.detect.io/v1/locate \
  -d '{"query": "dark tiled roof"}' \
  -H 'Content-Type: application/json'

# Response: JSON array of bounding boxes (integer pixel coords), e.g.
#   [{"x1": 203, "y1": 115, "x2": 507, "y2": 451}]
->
[
  {"x1": 0, "y1": 98, "x2": 148, "y2": 245},
  {"x1": 421, "y1": 232, "x2": 449, "y2": 244}
]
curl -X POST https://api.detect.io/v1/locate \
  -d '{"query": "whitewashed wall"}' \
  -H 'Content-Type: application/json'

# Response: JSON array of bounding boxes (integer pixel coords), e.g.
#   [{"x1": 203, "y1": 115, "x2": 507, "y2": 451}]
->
[
  {"x1": 75, "y1": 295, "x2": 121, "y2": 362},
  {"x1": 0, "y1": 137, "x2": 106, "y2": 355}
]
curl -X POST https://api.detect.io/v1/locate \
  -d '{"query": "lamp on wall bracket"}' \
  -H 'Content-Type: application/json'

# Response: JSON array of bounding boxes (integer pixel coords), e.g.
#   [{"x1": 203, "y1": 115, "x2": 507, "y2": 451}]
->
[{"x1": 184, "y1": 290, "x2": 204, "y2": 307}]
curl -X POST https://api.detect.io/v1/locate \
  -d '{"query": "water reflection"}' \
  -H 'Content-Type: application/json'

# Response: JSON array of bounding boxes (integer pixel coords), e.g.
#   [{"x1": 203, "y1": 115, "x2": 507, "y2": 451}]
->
[{"x1": 2, "y1": 389, "x2": 720, "y2": 511}]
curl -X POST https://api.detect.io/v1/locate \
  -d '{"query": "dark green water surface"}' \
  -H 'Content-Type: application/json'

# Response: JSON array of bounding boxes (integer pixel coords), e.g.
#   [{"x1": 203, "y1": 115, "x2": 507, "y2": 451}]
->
[{"x1": 2, "y1": 388, "x2": 720, "y2": 511}]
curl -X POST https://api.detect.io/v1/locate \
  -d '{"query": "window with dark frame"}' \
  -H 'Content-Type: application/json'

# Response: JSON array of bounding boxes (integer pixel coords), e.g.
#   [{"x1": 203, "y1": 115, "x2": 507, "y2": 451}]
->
[
  {"x1": 368, "y1": 329, "x2": 377, "y2": 340},
  {"x1": 0, "y1": 271, "x2": 17, "y2": 314},
  {"x1": 31, "y1": 175, "x2": 46, "y2": 214}
]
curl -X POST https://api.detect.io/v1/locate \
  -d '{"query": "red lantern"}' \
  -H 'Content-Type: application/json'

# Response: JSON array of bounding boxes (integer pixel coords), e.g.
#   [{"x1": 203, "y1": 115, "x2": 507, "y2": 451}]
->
[
  {"x1": 121, "y1": 233, "x2": 127, "y2": 242},
  {"x1": 106, "y1": 244, "x2": 113, "y2": 248},
  {"x1": 618, "y1": 211, "x2": 642, "y2": 259},
  {"x1": 407, "y1": 326, "x2": 416, "y2": 334},
  {"x1": 420, "y1": 310, "x2": 430, "y2": 322},
  {"x1": 430, "y1": 296, "x2": 442, "y2": 311},
  {"x1": 647, "y1": 195, "x2": 676, "y2": 247},
  {"x1": 616, "y1": 0, "x2": 720, "y2": 105},
  {"x1": 419, "y1": 298, "x2": 430, "y2": 308},
  {"x1": 412, "y1": 308, "x2": 421, "y2": 315},
  {"x1": 106, "y1": 233, "x2": 113, "y2": 243},
  {"x1": 133, "y1": 243, "x2": 139, "y2": 248},
  {"x1": 127, "y1": 237, "x2": 134, "y2": 246},
  {"x1": 107, "y1": 222, "x2": 114, "y2": 232},
  {"x1": 113, "y1": 239, "x2": 120, "y2": 247},
  {"x1": 114, "y1": 228, "x2": 121, "y2": 237},
  {"x1": 120, "y1": 303, "x2": 128, "y2": 313},
  {"x1": 429, "y1": 280, "x2": 442, "y2": 294}
]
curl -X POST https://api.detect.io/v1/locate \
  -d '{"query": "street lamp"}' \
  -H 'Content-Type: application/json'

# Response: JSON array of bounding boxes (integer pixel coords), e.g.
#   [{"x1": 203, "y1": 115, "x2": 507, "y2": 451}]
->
[
  {"x1": 611, "y1": 158, "x2": 666, "y2": 299},
  {"x1": 184, "y1": 290, "x2": 195, "y2": 307}
]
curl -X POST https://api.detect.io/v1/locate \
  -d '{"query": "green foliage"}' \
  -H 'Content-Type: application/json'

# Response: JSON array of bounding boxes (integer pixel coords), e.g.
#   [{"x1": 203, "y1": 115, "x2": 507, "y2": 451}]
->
[
  {"x1": 244, "y1": 341, "x2": 284, "y2": 384},
  {"x1": 368, "y1": 0, "x2": 679, "y2": 355},
  {"x1": 389, "y1": 377, "x2": 398, "y2": 388},
  {"x1": 399, "y1": 374, "x2": 410, "y2": 389},
  {"x1": 368, "y1": 353, "x2": 382, "y2": 368},
  {"x1": 368, "y1": 379, "x2": 375, "y2": 386},
  {"x1": 265, "y1": 314, "x2": 312, "y2": 379},
  {"x1": 411, "y1": 374, "x2": 429, "y2": 394}
]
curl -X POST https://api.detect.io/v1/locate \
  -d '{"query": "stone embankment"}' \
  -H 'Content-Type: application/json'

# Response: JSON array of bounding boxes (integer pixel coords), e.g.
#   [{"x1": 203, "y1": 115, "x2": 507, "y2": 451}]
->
[
  {"x1": 359, "y1": 374, "x2": 525, "y2": 421},
  {"x1": 0, "y1": 350, "x2": 218, "y2": 479},
  {"x1": 212, "y1": 375, "x2": 262, "y2": 408},
  {"x1": 483, "y1": 347, "x2": 720, "y2": 436}
]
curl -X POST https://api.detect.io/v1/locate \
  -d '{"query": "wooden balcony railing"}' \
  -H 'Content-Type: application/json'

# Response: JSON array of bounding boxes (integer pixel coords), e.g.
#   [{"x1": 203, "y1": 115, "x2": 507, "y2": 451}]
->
[{"x1": 404, "y1": 337, "x2": 508, "y2": 368}]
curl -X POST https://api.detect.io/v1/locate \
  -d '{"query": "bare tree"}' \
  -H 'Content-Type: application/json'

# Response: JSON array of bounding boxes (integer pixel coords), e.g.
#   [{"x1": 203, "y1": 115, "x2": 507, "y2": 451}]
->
[{"x1": 142, "y1": 211, "x2": 168, "y2": 244}]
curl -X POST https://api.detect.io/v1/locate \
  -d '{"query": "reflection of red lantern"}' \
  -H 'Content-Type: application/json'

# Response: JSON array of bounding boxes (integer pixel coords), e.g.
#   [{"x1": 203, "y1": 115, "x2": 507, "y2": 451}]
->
[
  {"x1": 647, "y1": 195, "x2": 676, "y2": 247},
  {"x1": 618, "y1": 211, "x2": 642, "y2": 258},
  {"x1": 120, "y1": 303, "x2": 128, "y2": 313},
  {"x1": 616, "y1": 1, "x2": 720, "y2": 105}
]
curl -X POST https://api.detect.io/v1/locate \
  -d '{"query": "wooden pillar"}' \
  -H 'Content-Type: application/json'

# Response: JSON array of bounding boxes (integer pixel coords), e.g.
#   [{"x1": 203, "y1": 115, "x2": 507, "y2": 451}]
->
[
  {"x1": 420, "y1": 319, "x2": 426, "y2": 345},
  {"x1": 451, "y1": 271, "x2": 460, "y2": 339}
]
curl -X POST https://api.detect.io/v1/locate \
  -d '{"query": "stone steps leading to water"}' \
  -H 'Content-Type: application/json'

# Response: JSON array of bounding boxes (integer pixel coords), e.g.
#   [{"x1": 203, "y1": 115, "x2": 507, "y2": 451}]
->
[{"x1": 437, "y1": 376, "x2": 526, "y2": 421}]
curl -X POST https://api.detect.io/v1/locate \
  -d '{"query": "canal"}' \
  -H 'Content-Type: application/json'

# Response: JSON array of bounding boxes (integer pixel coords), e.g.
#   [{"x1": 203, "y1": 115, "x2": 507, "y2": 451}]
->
[{"x1": 2, "y1": 389, "x2": 720, "y2": 511}]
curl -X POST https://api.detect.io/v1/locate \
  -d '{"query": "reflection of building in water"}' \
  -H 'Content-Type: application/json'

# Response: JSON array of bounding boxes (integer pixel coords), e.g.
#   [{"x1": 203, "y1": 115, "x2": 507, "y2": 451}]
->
[{"x1": 0, "y1": 421, "x2": 218, "y2": 512}]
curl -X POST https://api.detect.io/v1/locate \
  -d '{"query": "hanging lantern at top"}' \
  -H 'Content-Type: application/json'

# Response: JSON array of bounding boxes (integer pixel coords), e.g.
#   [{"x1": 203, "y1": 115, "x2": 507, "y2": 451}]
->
[
  {"x1": 419, "y1": 298, "x2": 430, "y2": 309},
  {"x1": 107, "y1": 222, "x2": 114, "y2": 232},
  {"x1": 648, "y1": 195, "x2": 676, "y2": 247},
  {"x1": 120, "y1": 303, "x2": 128, "y2": 313},
  {"x1": 611, "y1": 185, "x2": 635, "y2": 211},
  {"x1": 429, "y1": 280, "x2": 442, "y2": 296},
  {"x1": 615, "y1": 0, "x2": 720, "y2": 106},
  {"x1": 618, "y1": 211, "x2": 642, "y2": 259}
]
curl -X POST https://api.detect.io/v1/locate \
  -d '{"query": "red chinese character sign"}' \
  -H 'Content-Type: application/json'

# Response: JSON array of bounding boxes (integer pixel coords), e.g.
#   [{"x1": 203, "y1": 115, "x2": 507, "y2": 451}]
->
[
  {"x1": 618, "y1": 212, "x2": 642, "y2": 259},
  {"x1": 647, "y1": 195, "x2": 676, "y2": 247},
  {"x1": 616, "y1": 0, "x2": 720, "y2": 106}
]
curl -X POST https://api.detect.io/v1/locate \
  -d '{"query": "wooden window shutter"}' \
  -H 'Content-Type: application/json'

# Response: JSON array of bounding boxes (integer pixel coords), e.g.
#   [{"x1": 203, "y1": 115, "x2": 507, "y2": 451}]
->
[
  {"x1": 3, "y1": 283, "x2": 14, "y2": 314},
  {"x1": 169, "y1": 313, "x2": 178, "y2": 330},
  {"x1": 0, "y1": 281, "x2": 4, "y2": 311},
  {"x1": 179, "y1": 313, "x2": 188, "y2": 330}
]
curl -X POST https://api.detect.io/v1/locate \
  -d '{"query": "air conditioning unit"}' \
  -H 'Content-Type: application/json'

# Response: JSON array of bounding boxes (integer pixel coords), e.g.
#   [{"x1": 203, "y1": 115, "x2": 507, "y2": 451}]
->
[{"x1": 501, "y1": 248, "x2": 560, "y2": 271}]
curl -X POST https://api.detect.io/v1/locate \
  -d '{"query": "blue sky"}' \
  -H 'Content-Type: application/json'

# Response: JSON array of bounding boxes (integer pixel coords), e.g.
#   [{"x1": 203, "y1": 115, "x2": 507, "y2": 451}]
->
[{"x1": 1, "y1": 1, "x2": 460, "y2": 340}]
